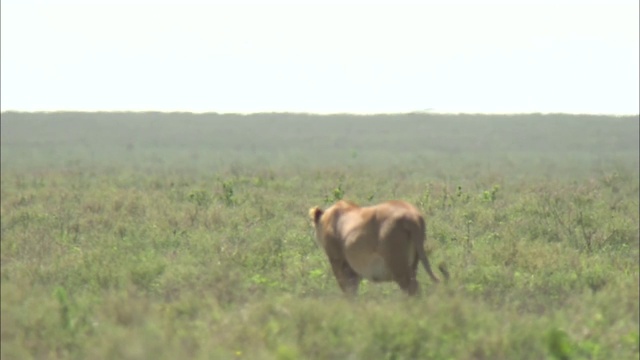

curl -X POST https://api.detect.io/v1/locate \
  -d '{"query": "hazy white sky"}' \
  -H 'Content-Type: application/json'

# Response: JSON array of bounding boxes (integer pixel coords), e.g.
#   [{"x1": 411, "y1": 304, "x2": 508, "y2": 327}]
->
[{"x1": 1, "y1": 0, "x2": 638, "y2": 114}]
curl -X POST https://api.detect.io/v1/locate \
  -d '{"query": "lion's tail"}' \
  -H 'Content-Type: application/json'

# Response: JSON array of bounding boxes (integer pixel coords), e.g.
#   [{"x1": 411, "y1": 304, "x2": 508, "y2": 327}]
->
[{"x1": 414, "y1": 217, "x2": 449, "y2": 283}]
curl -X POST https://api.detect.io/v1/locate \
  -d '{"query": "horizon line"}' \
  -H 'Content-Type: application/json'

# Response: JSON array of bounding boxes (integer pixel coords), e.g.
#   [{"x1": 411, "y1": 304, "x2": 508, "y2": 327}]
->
[{"x1": 2, "y1": 109, "x2": 638, "y2": 117}]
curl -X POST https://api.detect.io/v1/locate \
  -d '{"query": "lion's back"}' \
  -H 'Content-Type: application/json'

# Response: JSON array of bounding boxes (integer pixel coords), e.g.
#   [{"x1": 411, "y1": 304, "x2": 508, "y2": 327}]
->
[
  {"x1": 320, "y1": 200, "x2": 423, "y2": 242},
  {"x1": 338, "y1": 201, "x2": 422, "y2": 241},
  {"x1": 370, "y1": 201, "x2": 422, "y2": 226}
]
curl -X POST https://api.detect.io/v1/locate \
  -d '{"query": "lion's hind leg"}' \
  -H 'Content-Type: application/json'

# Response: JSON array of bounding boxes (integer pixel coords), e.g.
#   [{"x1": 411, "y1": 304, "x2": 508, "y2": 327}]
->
[
  {"x1": 386, "y1": 249, "x2": 420, "y2": 296},
  {"x1": 392, "y1": 269, "x2": 419, "y2": 296},
  {"x1": 328, "y1": 257, "x2": 361, "y2": 297},
  {"x1": 380, "y1": 227, "x2": 420, "y2": 296}
]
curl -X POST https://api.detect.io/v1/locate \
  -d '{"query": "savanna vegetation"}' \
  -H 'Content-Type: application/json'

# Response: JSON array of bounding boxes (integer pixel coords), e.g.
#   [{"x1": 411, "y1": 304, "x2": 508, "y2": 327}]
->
[{"x1": 1, "y1": 112, "x2": 638, "y2": 359}]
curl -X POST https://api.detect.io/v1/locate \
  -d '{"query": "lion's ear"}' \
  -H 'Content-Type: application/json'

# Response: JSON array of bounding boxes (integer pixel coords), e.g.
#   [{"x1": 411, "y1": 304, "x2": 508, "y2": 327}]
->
[{"x1": 308, "y1": 207, "x2": 323, "y2": 224}]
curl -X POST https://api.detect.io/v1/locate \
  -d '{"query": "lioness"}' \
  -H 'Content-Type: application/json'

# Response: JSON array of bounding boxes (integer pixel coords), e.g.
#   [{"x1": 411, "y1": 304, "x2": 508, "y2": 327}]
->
[{"x1": 309, "y1": 200, "x2": 448, "y2": 296}]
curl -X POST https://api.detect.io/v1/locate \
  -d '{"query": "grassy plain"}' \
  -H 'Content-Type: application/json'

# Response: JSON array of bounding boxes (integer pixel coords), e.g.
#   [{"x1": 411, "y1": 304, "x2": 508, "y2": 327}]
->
[{"x1": 1, "y1": 112, "x2": 639, "y2": 359}]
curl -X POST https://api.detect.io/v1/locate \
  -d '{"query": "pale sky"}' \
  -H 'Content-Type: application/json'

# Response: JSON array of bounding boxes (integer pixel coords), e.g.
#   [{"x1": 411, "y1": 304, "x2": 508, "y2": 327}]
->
[{"x1": 1, "y1": 0, "x2": 638, "y2": 114}]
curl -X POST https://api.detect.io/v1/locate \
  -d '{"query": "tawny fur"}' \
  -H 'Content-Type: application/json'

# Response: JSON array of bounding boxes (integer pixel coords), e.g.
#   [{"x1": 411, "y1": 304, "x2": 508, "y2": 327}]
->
[{"x1": 309, "y1": 200, "x2": 449, "y2": 296}]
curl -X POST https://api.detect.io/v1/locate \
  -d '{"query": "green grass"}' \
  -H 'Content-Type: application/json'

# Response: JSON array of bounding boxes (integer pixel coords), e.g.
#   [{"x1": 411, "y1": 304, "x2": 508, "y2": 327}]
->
[{"x1": 1, "y1": 112, "x2": 639, "y2": 359}]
